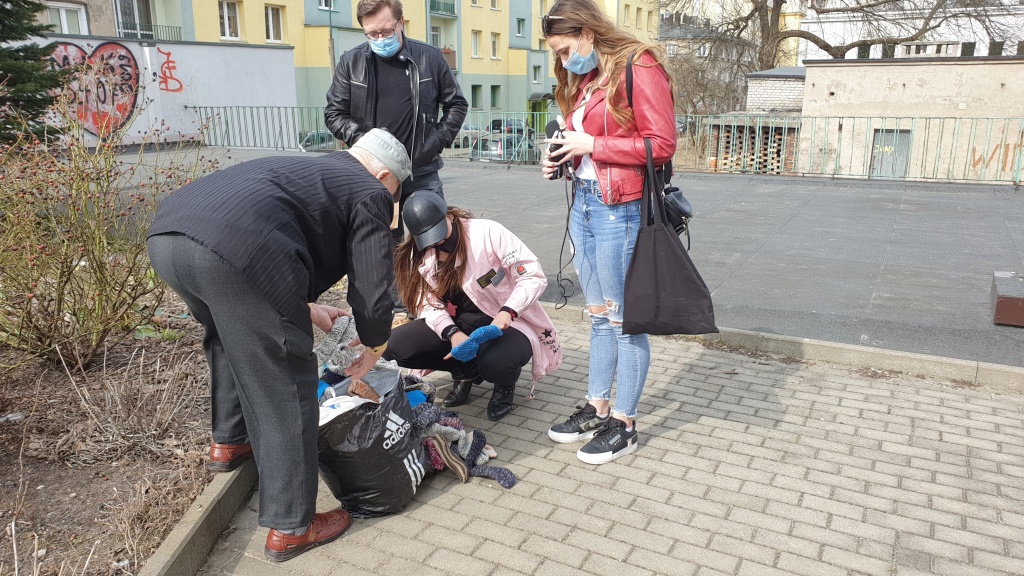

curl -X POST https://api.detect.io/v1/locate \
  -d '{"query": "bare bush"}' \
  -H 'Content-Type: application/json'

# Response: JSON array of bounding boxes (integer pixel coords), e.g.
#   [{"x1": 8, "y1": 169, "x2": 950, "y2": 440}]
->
[{"x1": 0, "y1": 60, "x2": 218, "y2": 369}]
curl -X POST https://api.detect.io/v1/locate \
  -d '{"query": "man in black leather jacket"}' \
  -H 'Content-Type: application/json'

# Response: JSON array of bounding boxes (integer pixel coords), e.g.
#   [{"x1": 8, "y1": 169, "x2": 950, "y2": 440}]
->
[{"x1": 325, "y1": 0, "x2": 467, "y2": 248}]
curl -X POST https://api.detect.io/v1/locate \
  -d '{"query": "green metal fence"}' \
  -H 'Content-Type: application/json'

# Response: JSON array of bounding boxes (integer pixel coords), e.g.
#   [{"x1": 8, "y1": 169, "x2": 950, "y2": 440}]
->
[{"x1": 186, "y1": 106, "x2": 1024, "y2": 184}]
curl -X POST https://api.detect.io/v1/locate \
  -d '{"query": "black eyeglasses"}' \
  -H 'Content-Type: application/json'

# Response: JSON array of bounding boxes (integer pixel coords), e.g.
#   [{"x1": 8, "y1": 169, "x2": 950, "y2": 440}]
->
[{"x1": 364, "y1": 20, "x2": 400, "y2": 40}]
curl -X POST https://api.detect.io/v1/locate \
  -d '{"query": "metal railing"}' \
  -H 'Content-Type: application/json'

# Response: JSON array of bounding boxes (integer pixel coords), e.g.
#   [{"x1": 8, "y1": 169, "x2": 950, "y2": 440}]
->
[
  {"x1": 117, "y1": 22, "x2": 183, "y2": 42},
  {"x1": 185, "y1": 106, "x2": 1024, "y2": 183},
  {"x1": 677, "y1": 114, "x2": 1024, "y2": 184},
  {"x1": 429, "y1": 0, "x2": 456, "y2": 16}
]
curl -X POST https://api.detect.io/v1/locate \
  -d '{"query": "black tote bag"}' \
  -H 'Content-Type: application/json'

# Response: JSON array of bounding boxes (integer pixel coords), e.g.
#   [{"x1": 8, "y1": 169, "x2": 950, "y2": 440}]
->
[{"x1": 622, "y1": 139, "x2": 718, "y2": 336}]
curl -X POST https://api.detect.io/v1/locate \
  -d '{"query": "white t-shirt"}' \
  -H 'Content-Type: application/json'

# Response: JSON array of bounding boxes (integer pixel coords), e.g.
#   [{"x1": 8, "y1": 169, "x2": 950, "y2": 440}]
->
[{"x1": 570, "y1": 88, "x2": 597, "y2": 181}]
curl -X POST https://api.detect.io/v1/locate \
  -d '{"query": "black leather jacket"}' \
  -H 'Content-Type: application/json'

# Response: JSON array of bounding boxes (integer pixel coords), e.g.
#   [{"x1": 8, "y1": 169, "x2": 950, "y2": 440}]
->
[{"x1": 325, "y1": 36, "x2": 468, "y2": 178}]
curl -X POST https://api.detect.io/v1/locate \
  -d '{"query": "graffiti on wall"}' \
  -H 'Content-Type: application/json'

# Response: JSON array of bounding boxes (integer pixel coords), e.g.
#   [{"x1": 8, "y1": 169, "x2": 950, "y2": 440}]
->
[
  {"x1": 47, "y1": 42, "x2": 140, "y2": 138},
  {"x1": 972, "y1": 142, "x2": 1024, "y2": 174},
  {"x1": 157, "y1": 48, "x2": 184, "y2": 93}
]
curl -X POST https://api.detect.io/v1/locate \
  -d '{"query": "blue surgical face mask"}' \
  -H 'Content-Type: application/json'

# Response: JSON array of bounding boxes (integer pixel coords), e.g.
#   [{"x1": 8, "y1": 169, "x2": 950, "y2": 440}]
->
[
  {"x1": 370, "y1": 32, "x2": 401, "y2": 58},
  {"x1": 564, "y1": 34, "x2": 598, "y2": 75}
]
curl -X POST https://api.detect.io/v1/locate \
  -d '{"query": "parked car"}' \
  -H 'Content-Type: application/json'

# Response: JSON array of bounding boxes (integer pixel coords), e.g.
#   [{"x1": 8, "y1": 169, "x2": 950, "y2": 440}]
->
[
  {"x1": 490, "y1": 118, "x2": 536, "y2": 140},
  {"x1": 469, "y1": 134, "x2": 540, "y2": 163},
  {"x1": 299, "y1": 130, "x2": 335, "y2": 152},
  {"x1": 453, "y1": 123, "x2": 487, "y2": 148}
]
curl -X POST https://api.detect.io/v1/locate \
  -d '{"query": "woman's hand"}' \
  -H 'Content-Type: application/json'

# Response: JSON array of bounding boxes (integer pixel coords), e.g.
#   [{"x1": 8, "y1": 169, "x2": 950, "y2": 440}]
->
[
  {"x1": 442, "y1": 331, "x2": 469, "y2": 360},
  {"x1": 344, "y1": 336, "x2": 382, "y2": 380},
  {"x1": 309, "y1": 303, "x2": 350, "y2": 333},
  {"x1": 491, "y1": 311, "x2": 513, "y2": 330},
  {"x1": 542, "y1": 130, "x2": 595, "y2": 179}
]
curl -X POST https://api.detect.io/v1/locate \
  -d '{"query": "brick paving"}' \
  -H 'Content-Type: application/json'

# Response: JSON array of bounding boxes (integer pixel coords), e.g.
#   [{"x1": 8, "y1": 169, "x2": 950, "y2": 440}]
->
[{"x1": 196, "y1": 314, "x2": 1024, "y2": 576}]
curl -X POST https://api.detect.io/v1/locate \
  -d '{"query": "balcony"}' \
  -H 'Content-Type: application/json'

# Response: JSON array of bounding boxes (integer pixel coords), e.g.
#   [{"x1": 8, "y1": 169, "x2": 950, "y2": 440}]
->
[
  {"x1": 117, "y1": 22, "x2": 183, "y2": 42},
  {"x1": 430, "y1": 0, "x2": 456, "y2": 17},
  {"x1": 441, "y1": 48, "x2": 456, "y2": 70}
]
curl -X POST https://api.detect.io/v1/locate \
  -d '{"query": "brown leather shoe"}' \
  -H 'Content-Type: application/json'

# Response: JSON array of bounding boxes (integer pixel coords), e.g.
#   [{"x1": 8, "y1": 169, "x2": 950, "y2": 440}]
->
[
  {"x1": 264, "y1": 508, "x2": 352, "y2": 562},
  {"x1": 207, "y1": 441, "x2": 253, "y2": 473}
]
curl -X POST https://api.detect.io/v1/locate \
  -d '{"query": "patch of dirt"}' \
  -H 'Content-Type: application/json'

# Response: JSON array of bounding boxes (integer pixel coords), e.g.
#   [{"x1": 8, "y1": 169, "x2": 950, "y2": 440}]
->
[
  {"x1": 696, "y1": 337, "x2": 806, "y2": 365},
  {"x1": 0, "y1": 296, "x2": 211, "y2": 576},
  {"x1": 854, "y1": 366, "x2": 903, "y2": 380}
]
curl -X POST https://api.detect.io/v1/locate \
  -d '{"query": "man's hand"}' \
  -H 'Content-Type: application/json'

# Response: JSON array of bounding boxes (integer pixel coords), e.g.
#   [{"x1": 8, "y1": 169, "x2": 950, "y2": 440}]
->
[
  {"x1": 443, "y1": 331, "x2": 469, "y2": 360},
  {"x1": 309, "y1": 303, "x2": 350, "y2": 333},
  {"x1": 345, "y1": 337, "x2": 382, "y2": 380}
]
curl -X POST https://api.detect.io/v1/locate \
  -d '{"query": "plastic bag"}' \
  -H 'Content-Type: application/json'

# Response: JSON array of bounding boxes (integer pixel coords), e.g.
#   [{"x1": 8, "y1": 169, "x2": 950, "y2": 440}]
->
[{"x1": 316, "y1": 385, "x2": 430, "y2": 517}]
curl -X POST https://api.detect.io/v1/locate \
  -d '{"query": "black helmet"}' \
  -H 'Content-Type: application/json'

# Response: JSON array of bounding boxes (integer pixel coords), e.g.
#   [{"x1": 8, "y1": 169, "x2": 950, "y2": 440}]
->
[{"x1": 403, "y1": 192, "x2": 449, "y2": 251}]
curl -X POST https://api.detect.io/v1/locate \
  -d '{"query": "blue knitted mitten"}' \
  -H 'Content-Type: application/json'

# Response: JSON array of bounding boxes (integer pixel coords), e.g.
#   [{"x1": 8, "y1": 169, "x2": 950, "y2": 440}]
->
[{"x1": 449, "y1": 325, "x2": 503, "y2": 362}]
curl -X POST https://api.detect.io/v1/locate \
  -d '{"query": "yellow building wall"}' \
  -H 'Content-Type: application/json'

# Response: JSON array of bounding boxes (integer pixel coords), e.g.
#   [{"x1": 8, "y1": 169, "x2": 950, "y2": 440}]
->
[
  {"x1": 778, "y1": 11, "x2": 803, "y2": 67},
  {"x1": 461, "y1": 0, "x2": 512, "y2": 76},
  {"x1": 192, "y1": 0, "x2": 307, "y2": 64}
]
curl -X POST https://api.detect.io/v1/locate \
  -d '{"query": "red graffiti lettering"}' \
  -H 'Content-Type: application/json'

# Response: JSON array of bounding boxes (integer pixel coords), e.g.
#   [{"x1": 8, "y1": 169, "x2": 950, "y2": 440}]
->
[
  {"x1": 47, "y1": 42, "x2": 139, "y2": 138},
  {"x1": 157, "y1": 47, "x2": 183, "y2": 93}
]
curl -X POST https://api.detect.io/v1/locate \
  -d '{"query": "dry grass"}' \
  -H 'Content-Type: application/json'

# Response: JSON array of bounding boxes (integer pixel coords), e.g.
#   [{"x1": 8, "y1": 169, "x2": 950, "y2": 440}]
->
[{"x1": 1, "y1": 297, "x2": 212, "y2": 575}]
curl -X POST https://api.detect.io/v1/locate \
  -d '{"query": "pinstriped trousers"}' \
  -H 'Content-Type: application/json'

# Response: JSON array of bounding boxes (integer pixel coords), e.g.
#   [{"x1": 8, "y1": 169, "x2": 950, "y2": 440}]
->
[{"x1": 147, "y1": 233, "x2": 318, "y2": 531}]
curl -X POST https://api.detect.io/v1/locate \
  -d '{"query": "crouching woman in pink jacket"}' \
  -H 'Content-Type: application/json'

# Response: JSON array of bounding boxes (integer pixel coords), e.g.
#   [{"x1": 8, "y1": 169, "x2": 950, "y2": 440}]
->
[{"x1": 384, "y1": 192, "x2": 562, "y2": 421}]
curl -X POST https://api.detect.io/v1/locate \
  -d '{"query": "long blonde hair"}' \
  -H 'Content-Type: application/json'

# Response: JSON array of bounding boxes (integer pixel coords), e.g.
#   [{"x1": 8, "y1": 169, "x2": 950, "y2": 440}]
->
[
  {"x1": 394, "y1": 207, "x2": 474, "y2": 312},
  {"x1": 542, "y1": 0, "x2": 671, "y2": 130}
]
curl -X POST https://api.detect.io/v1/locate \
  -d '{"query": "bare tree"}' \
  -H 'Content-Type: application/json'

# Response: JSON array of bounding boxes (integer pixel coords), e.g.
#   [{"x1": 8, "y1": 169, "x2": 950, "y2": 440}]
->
[{"x1": 662, "y1": 0, "x2": 1022, "y2": 71}]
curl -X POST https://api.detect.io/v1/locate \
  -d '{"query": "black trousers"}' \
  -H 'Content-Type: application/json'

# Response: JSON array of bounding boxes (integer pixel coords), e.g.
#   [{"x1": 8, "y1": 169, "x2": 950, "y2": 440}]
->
[
  {"x1": 147, "y1": 233, "x2": 318, "y2": 531},
  {"x1": 384, "y1": 319, "x2": 532, "y2": 388}
]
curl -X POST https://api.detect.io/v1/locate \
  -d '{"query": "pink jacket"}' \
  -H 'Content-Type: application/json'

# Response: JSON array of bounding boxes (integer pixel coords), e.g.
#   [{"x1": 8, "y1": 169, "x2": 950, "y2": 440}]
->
[{"x1": 416, "y1": 218, "x2": 562, "y2": 384}]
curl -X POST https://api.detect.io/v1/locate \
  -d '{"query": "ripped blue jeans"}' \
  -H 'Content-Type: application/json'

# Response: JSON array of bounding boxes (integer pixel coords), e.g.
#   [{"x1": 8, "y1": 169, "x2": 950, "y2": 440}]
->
[{"x1": 570, "y1": 179, "x2": 651, "y2": 419}]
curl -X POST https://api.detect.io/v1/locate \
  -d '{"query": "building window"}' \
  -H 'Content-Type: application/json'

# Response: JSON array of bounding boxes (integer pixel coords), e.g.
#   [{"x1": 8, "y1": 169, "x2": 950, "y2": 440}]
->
[
  {"x1": 538, "y1": 39, "x2": 546, "y2": 51},
  {"x1": 471, "y1": 30, "x2": 480, "y2": 57},
  {"x1": 532, "y1": 65, "x2": 541, "y2": 83},
  {"x1": 45, "y1": 2, "x2": 87, "y2": 34},
  {"x1": 623, "y1": 4, "x2": 630, "y2": 26},
  {"x1": 219, "y1": 1, "x2": 240, "y2": 39},
  {"x1": 697, "y1": 43, "x2": 709, "y2": 57},
  {"x1": 430, "y1": 25, "x2": 440, "y2": 47},
  {"x1": 960, "y1": 42, "x2": 975, "y2": 57},
  {"x1": 540, "y1": 0, "x2": 546, "y2": 13},
  {"x1": 470, "y1": 0, "x2": 478, "y2": 5},
  {"x1": 666, "y1": 43, "x2": 677, "y2": 56},
  {"x1": 988, "y1": 40, "x2": 1004, "y2": 56},
  {"x1": 516, "y1": 18, "x2": 525, "y2": 37},
  {"x1": 490, "y1": 85, "x2": 501, "y2": 108},
  {"x1": 318, "y1": 0, "x2": 332, "y2": 8},
  {"x1": 635, "y1": 7, "x2": 641, "y2": 28},
  {"x1": 857, "y1": 45, "x2": 870, "y2": 59},
  {"x1": 491, "y1": 32, "x2": 499, "y2": 58},
  {"x1": 491, "y1": 0, "x2": 498, "y2": 8},
  {"x1": 647, "y1": 11, "x2": 654, "y2": 31},
  {"x1": 471, "y1": 84, "x2": 482, "y2": 109},
  {"x1": 1017, "y1": 40, "x2": 1024, "y2": 56},
  {"x1": 265, "y1": 5, "x2": 282, "y2": 42},
  {"x1": 881, "y1": 43, "x2": 895, "y2": 58}
]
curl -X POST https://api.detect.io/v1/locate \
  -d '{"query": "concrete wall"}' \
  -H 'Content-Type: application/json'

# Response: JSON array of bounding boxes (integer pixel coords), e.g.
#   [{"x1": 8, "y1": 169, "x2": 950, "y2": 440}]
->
[
  {"x1": 746, "y1": 77, "x2": 804, "y2": 112},
  {"x1": 45, "y1": 35, "x2": 296, "y2": 145},
  {"x1": 796, "y1": 58, "x2": 1024, "y2": 182}
]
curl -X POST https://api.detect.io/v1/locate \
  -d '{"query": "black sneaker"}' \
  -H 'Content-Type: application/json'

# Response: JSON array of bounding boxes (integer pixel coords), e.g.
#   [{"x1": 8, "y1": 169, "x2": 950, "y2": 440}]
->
[
  {"x1": 547, "y1": 404, "x2": 609, "y2": 443},
  {"x1": 576, "y1": 418, "x2": 638, "y2": 464}
]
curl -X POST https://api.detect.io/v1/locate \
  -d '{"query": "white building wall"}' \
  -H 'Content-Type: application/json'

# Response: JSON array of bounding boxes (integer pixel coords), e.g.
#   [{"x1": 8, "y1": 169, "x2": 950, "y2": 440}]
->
[
  {"x1": 44, "y1": 35, "x2": 297, "y2": 145},
  {"x1": 745, "y1": 77, "x2": 804, "y2": 111}
]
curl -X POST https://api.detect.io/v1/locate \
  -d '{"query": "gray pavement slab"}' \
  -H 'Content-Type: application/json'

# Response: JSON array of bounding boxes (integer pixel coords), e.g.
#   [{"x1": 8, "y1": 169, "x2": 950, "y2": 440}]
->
[{"x1": 192, "y1": 310, "x2": 1024, "y2": 576}]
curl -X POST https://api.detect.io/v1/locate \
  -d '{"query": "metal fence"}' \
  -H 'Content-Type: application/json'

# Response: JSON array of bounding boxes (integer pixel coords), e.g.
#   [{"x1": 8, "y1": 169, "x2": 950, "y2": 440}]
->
[
  {"x1": 678, "y1": 114, "x2": 1024, "y2": 184},
  {"x1": 185, "y1": 106, "x2": 1024, "y2": 184}
]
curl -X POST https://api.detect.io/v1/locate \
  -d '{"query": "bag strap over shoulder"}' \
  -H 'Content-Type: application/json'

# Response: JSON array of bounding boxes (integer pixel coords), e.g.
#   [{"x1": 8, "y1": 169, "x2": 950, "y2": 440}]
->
[{"x1": 626, "y1": 50, "x2": 673, "y2": 184}]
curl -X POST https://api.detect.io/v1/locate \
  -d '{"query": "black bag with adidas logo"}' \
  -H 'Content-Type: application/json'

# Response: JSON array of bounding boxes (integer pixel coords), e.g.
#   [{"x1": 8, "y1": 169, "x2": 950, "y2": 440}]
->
[{"x1": 317, "y1": 381, "x2": 430, "y2": 517}]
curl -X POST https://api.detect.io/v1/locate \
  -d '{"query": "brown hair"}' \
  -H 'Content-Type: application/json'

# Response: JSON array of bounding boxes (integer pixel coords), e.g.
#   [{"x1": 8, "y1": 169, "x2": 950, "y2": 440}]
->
[
  {"x1": 394, "y1": 207, "x2": 475, "y2": 313},
  {"x1": 542, "y1": 0, "x2": 670, "y2": 130},
  {"x1": 356, "y1": 0, "x2": 404, "y2": 25}
]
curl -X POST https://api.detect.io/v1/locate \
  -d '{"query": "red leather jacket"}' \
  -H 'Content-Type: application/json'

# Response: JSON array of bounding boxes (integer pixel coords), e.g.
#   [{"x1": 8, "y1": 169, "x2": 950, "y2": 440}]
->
[{"x1": 565, "y1": 52, "x2": 676, "y2": 205}]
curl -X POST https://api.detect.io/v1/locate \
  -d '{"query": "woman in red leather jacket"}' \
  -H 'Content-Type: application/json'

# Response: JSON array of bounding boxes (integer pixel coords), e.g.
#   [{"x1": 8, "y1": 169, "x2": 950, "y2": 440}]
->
[{"x1": 541, "y1": 0, "x2": 676, "y2": 465}]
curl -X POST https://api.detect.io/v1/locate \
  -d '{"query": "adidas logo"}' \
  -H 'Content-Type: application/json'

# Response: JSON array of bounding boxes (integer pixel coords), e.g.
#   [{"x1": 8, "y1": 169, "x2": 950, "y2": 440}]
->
[
  {"x1": 403, "y1": 452, "x2": 425, "y2": 494},
  {"x1": 382, "y1": 410, "x2": 411, "y2": 449}
]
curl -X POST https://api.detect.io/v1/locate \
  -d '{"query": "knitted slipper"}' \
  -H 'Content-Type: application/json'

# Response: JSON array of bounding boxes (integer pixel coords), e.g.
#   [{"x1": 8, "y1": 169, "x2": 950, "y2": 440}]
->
[
  {"x1": 430, "y1": 435, "x2": 469, "y2": 483},
  {"x1": 449, "y1": 325, "x2": 504, "y2": 362}
]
